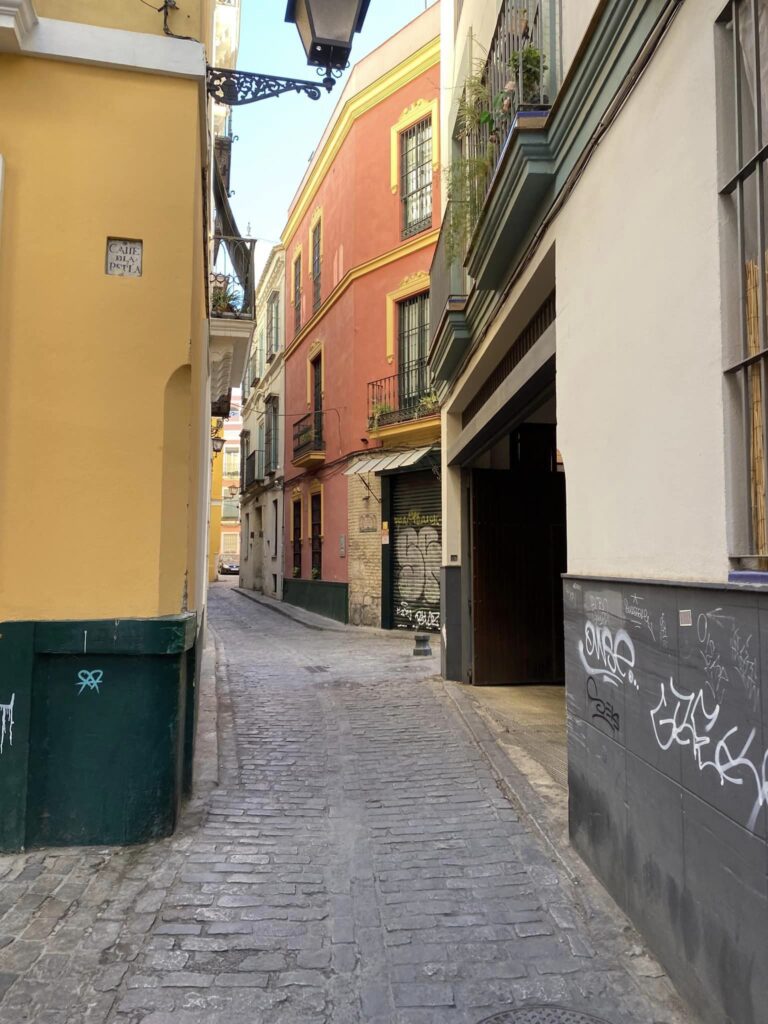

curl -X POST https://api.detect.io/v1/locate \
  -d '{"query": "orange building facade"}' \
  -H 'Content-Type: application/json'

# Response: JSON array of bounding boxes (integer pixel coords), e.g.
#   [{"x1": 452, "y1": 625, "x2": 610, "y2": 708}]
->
[{"x1": 281, "y1": 7, "x2": 441, "y2": 627}]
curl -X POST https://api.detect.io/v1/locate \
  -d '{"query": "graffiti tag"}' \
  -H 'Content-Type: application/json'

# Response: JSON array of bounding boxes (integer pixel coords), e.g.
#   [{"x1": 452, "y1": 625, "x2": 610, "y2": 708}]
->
[
  {"x1": 624, "y1": 595, "x2": 655, "y2": 641},
  {"x1": 578, "y1": 620, "x2": 638, "y2": 689},
  {"x1": 76, "y1": 670, "x2": 103, "y2": 695},
  {"x1": 696, "y1": 610, "x2": 730, "y2": 702},
  {"x1": 586, "y1": 676, "x2": 620, "y2": 734},
  {"x1": 650, "y1": 677, "x2": 768, "y2": 831}
]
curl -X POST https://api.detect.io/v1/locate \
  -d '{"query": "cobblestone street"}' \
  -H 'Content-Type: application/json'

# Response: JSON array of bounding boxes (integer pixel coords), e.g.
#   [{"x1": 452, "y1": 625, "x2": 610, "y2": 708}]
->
[{"x1": 0, "y1": 585, "x2": 696, "y2": 1024}]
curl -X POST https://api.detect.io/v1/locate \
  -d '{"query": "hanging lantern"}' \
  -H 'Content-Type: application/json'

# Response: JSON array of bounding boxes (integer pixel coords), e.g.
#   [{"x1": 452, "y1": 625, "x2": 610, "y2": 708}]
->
[{"x1": 285, "y1": 0, "x2": 370, "y2": 69}]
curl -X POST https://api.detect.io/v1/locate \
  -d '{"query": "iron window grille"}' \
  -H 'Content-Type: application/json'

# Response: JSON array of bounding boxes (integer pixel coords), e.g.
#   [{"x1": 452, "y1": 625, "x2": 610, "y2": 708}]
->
[
  {"x1": 718, "y1": 0, "x2": 768, "y2": 561},
  {"x1": 398, "y1": 292, "x2": 430, "y2": 407},
  {"x1": 293, "y1": 255, "x2": 302, "y2": 335},
  {"x1": 401, "y1": 116, "x2": 433, "y2": 238},
  {"x1": 266, "y1": 291, "x2": 280, "y2": 357},
  {"x1": 264, "y1": 397, "x2": 279, "y2": 474},
  {"x1": 311, "y1": 492, "x2": 322, "y2": 578},
  {"x1": 312, "y1": 221, "x2": 322, "y2": 311},
  {"x1": 292, "y1": 499, "x2": 302, "y2": 577}
]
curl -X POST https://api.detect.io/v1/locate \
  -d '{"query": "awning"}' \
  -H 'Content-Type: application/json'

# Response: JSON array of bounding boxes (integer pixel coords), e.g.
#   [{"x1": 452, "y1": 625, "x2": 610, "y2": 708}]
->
[{"x1": 344, "y1": 446, "x2": 435, "y2": 476}]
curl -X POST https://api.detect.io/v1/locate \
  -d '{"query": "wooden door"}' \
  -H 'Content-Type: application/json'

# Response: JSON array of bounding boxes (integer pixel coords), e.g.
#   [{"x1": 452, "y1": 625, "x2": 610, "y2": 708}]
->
[{"x1": 471, "y1": 467, "x2": 566, "y2": 684}]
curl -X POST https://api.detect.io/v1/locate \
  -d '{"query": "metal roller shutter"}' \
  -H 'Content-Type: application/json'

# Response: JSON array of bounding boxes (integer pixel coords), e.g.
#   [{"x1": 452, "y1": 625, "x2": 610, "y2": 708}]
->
[{"x1": 391, "y1": 470, "x2": 441, "y2": 631}]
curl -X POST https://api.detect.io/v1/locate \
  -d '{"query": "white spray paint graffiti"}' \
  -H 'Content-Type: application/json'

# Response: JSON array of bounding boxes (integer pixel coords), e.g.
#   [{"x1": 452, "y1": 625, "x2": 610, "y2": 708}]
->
[
  {"x1": 730, "y1": 626, "x2": 759, "y2": 712},
  {"x1": 650, "y1": 677, "x2": 768, "y2": 832},
  {"x1": 624, "y1": 594, "x2": 656, "y2": 641},
  {"x1": 0, "y1": 694, "x2": 14, "y2": 755},
  {"x1": 696, "y1": 609, "x2": 731, "y2": 702},
  {"x1": 578, "y1": 620, "x2": 638, "y2": 689}
]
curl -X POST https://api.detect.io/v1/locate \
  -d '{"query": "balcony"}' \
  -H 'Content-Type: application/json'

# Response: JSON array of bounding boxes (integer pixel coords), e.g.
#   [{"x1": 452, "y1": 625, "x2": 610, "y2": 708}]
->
[
  {"x1": 428, "y1": 201, "x2": 472, "y2": 386},
  {"x1": 367, "y1": 359, "x2": 441, "y2": 444},
  {"x1": 292, "y1": 412, "x2": 325, "y2": 468},
  {"x1": 243, "y1": 450, "x2": 265, "y2": 490},
  {"x1": 453, "y1": 0, "x2": 562, "y2": 291},
  {"x1": 211, "y1": 237, "x2": 256, "y2": 321}
]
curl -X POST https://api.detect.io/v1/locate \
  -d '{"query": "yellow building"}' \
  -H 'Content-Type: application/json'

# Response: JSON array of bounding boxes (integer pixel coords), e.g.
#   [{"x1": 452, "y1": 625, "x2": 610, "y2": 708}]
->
[{"x1": 0, "y1": 0, "x2": 249, "y2": 849}]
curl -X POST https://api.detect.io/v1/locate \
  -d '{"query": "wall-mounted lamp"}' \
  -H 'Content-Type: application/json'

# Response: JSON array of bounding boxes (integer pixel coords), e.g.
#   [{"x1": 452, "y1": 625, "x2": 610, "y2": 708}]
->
[{"x1": 212, "y1": 436, "x2": 225, "y2": 453}]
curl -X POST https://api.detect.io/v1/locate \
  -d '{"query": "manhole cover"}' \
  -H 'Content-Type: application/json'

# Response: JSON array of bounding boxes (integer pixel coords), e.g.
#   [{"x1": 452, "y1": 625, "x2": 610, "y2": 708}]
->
[{"x1": 478, "y1": 1009, "x2": 612, "y2": 1024}]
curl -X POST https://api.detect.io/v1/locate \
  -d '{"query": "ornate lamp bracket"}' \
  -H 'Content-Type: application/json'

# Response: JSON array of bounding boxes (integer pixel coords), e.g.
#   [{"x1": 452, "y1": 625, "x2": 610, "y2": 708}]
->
[{"x1": 207, "y1": 66, "x2": 340, "y2": 105}]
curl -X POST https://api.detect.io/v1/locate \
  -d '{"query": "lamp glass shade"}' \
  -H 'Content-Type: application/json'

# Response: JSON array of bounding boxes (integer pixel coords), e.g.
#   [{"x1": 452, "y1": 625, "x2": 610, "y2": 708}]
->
[
  {"x1": 211, "y1": 437, "x2": 225, "y2": 453},
  {"x1": 286, "y1": 0, "x2": 366, "y2": 68}
]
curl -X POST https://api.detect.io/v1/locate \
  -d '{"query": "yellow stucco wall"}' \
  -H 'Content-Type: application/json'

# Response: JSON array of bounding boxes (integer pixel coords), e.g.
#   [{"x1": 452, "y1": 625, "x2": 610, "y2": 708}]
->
[
  {"x1": 0, "y1": 55, "x2": 206, "y2": 620},
  {"x1": 35, "y1": 0, "x2": 212, "y2": 46}
]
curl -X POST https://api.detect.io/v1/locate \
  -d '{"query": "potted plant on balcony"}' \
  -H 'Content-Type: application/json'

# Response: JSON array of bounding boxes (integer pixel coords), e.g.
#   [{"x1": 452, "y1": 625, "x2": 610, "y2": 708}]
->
[
  {"x1": 495, "y1": 47, "x2": 548, "y2": 117},
  {"x1": 369, "y1": 400, "x2": 393, "y2": 428},
  {"x1": 417, "y1": 389, "x2": 440, "y2": 416},
  {"x1": 211, "y1": 282, "x2": 239, "y2": 315},
  {"x1": 311, "y1": 567, "x2": 320, "y2": 580},
  {"x1": 292, "y1": 566, "x2": 300, "y2": 578}
]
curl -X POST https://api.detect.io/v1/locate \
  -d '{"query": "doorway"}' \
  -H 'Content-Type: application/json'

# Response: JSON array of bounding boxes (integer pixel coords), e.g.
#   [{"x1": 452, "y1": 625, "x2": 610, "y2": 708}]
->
[{"x1": 470, "y1": 423, "x2": 566, "y2": 685}]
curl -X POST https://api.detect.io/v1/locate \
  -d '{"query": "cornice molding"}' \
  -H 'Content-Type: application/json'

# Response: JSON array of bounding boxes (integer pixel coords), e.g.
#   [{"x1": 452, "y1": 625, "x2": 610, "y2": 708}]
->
[
  {"x1": 0, "y1": 0, "x2": 37, "y2": 51},
  {"x1": 283, "y1": 228, "x2": 438, "y2": 361},
  {"x1": 1, "y1": 10, "x2": 205, "y2": 77}
]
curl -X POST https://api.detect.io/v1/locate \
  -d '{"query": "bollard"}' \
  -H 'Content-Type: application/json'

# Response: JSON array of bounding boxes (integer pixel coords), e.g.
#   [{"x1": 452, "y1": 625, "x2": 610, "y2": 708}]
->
[{"x1": 413, "y1": 633, "x2": 432, "y2": 656}]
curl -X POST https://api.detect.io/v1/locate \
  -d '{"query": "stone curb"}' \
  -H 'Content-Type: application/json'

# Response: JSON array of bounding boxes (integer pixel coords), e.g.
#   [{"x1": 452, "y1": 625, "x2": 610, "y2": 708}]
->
[{"x1": 232, "y1": 586, "x2": 426, "y2": 643}]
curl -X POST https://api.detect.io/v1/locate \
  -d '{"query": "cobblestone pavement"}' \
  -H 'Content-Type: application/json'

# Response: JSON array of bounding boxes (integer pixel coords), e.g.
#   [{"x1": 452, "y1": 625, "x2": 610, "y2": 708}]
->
[{"x1": 0, "y1": 584, "x2": 696, "y2": 1024}]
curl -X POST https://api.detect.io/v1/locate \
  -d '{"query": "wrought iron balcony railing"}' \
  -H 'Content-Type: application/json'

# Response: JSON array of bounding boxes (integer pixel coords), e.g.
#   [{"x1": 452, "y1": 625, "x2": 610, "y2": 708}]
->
[
  {"x1": 457, "y1": 0, "x2": 561, "y2": 200},
  {"x1": 367, "y1": 359, "x2": 439, "y2": 430},
  {"x1": 210, "y1": 236, "x2": 256, "y2": 320},
  {"x1": 293, "y1": 411, "x2": 324, "y2": 459}
]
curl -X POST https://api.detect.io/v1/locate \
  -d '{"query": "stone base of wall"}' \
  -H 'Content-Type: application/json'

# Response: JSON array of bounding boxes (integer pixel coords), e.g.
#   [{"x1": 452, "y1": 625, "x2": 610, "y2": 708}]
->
[
  {"x1": 347, "y1": 473, "x2": 382, "y2": 628},
  {"x1": 564, "y1": 575, "x2": 768, "y2": 1024}
]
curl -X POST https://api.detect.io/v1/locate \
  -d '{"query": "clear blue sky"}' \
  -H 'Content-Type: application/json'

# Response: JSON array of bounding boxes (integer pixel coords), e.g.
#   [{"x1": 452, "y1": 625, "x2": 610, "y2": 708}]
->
[{"x1": 229, "y1": 0, "x2": 438, "y2": 272}]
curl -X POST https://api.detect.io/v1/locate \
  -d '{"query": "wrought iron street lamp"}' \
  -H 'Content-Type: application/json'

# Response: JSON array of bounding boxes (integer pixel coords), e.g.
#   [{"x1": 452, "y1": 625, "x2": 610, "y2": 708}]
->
[
  {"x1": 206, "y1": 0, "x2": 370, "y2": 106},
  {"x1": 285, "y1": 0, "x2": 370, "y2": 71}
]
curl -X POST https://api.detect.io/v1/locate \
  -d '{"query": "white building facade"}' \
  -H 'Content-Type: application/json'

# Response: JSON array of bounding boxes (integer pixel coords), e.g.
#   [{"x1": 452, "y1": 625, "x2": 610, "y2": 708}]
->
[
  {"x1": 430, "y1": 2, "x2": 768, "y2": 1022},
  {"x1": 240, "y1": 246, "x2": 286, "y2": 599}
]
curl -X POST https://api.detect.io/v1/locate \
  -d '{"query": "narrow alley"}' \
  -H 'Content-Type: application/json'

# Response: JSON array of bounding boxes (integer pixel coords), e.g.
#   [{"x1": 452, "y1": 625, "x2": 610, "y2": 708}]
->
[{"x1": 0, "y1": 585, "x2": 694, "y2": 1024}]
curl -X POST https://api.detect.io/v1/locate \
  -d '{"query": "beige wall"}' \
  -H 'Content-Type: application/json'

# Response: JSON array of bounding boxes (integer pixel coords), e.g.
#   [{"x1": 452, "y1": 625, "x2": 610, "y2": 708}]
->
[{"x1": 556, "y1": 0, "x2": 727, "y2": 582}]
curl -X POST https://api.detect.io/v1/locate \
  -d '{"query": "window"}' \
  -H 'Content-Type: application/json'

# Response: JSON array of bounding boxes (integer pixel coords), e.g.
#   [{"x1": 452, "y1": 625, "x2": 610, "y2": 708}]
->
[
  {"x1": 222, "y1": 495, "x2": 240, "y2": 520},
  {"x1": 719, "y1": 0, "x2": 768, "y2": 559},
  {"x1": 292, "y1": 498, "x2": 302, "y2": 577},
  {"x1": 401, "y1": 117, "x2": 433, "y2": 238},
  {"x1": 223, "y1": 446, "x2": 239, "y2": 477},
  {"x1": 267, "y1": 291, "x2": 280, "y2": 358},
  {"x1": 243, "y1": 512, "x2": 250, "y2": 560},
  {"x1": 272, "y1": 499, "x2": 279, "y2": 552},
  {"x1": 311, "y1": 491, "x2": 322, "y2": 579},
  {"x1": 312, "y1": 220, "x2": 322, "y2": 311},
  {"x1": 398, "y1": 292, "x2": 430, "y2": 408},
  {"x1": 293, "y1": 253, "x2": 302, "y2": 334},
  {"x1": 311, "y1": 354, "x2": 323, "y2": 447},
  {"x1": 265, "y1": 397, "x2": 279, "y2": 474},
  {"x1": 222, "y1": 533, "x2": 238, "y2": 554}
]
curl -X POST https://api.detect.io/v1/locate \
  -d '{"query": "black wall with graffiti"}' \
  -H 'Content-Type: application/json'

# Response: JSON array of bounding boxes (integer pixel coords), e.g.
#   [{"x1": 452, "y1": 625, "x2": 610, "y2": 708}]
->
[{"x1": 564, "y1": 577, "x2": 768, "y2": 1024}]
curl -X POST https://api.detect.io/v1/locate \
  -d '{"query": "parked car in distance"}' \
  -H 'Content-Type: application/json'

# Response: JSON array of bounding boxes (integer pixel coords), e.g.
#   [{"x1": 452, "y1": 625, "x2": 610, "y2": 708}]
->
[{"x1": 219, "y1": 560, "x2": 240, "y2": 576}]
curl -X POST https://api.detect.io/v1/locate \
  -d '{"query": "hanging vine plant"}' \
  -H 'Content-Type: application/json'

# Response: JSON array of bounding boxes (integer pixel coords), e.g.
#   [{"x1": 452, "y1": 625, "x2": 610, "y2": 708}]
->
[{"x1": 443, "y1": 153, "x2": 493, "y2": 267}]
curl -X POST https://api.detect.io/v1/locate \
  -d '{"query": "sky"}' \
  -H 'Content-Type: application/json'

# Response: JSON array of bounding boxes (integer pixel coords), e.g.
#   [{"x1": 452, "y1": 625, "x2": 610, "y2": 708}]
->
[{"x1": 228, "y1": 0, "x2": 438, "y2": 276}]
